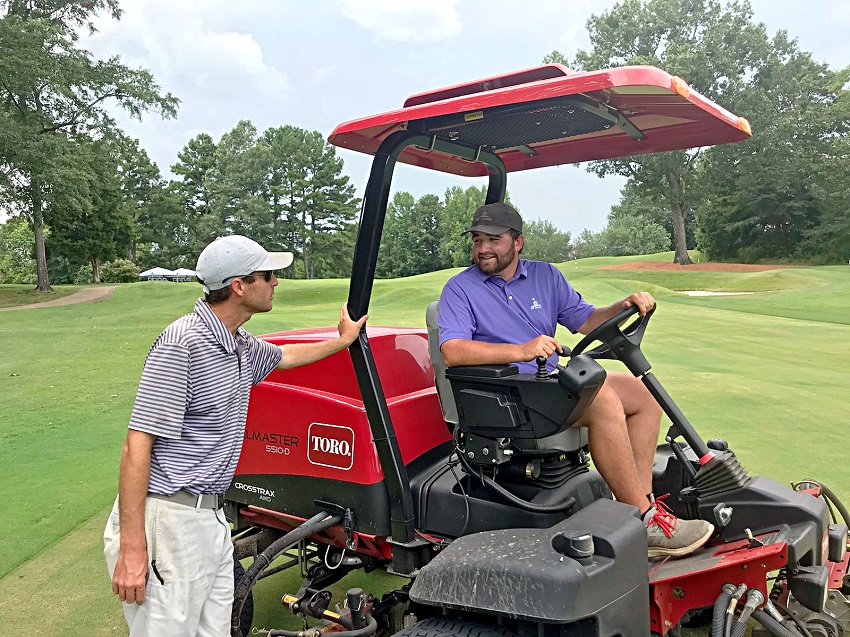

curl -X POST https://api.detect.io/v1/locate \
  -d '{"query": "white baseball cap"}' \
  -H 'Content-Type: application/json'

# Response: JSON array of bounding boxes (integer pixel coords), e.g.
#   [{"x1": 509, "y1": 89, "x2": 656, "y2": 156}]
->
[{"x1": 196, "y1": 235, "x2": 293, "y2": 293}]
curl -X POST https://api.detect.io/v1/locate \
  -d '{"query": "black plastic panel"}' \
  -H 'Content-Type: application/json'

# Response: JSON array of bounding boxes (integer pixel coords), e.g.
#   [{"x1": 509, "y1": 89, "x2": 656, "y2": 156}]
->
[
  {"x1": 410, "y1": 498, "x2": 650, "y2": 634},
  {"x1": 422, "y1": 100, "x2": 614, "y2": 151},
  {"x1": 448, "y1": 356, "x2": 606, "y2": 439}
]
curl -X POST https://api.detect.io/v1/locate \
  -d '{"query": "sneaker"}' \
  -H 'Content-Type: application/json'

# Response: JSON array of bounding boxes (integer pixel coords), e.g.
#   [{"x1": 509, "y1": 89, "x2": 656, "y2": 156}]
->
[{"x1": 644, "y1": 495, "x2": 715, "y2": 558}]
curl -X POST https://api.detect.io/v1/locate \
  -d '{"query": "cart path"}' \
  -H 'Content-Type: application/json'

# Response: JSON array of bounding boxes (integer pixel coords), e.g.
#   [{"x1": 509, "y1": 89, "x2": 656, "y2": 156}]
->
[{"x1": 0, "y1": 285, "x2": 117, "y2": 312}]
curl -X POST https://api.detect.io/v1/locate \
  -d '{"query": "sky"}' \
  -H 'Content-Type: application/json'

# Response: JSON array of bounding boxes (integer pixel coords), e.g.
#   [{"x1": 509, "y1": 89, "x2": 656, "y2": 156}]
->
[{"x1": 79, "y1": 0, "x2": 850, "y2": 236}]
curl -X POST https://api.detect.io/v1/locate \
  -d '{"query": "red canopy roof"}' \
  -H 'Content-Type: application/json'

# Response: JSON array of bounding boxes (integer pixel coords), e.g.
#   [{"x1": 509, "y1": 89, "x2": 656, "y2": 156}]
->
[{"x1": 328, "y1": 64, "x2": 750, "y2": 176}]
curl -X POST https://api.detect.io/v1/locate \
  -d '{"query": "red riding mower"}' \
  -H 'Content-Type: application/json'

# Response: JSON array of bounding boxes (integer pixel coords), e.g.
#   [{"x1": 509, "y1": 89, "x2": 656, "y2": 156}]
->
[{"x1": 224, "y1": 64, "x2": 850, "y2": 637}]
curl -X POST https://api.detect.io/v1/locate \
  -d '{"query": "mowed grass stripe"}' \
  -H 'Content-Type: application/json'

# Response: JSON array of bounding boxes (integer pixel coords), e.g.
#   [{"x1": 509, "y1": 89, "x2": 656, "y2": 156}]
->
[{"x1": 0, "y1": 507, "x2": 125, "y2": 637}]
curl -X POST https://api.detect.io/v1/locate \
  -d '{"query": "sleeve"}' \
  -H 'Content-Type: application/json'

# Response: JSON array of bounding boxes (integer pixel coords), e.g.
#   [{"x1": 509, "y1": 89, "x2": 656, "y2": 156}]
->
[
  {"x1": 246, "y1": 334, "x2": 283, "y2": 384},
  {"x1": 128, "y1": 342, "x2": 190, "y2": 439},
  {"x1": 554, "y1": 266, "x2": 595, "y2": 333},
  {"x1": 437, "y1": 279, "x2": 476, "y2": 345}
]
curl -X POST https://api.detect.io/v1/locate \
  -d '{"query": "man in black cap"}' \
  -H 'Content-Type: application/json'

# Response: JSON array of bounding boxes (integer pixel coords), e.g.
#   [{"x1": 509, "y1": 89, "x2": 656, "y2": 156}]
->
[{"x1": 438, "y1": 202, "x2": 713, "y2": 558}]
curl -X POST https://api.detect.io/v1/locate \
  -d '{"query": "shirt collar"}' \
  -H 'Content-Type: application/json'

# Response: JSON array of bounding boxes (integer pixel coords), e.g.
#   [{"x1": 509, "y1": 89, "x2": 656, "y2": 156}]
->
[
  {"x1": 513, "y1": 259, "x2": 528, "y2": 281},
  {"x1": 193, "y1": 298, "x2": 247, "y2": 354}
]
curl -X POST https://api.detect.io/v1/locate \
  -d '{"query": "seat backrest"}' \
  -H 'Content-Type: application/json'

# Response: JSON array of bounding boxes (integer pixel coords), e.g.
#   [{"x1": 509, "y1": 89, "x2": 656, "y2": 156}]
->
[{"x1": 426, "y1": 300, "x2": 459, "y2": 425}]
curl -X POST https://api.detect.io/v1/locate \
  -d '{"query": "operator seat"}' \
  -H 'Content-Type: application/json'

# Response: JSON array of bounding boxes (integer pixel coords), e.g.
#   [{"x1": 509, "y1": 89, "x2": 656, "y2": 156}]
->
[
  {"x1": 425, "y1": 301, "x2": 460, "y2": 427},
  {"x1": 425, "y1": 301, "x2": 591, "y2": 452}
]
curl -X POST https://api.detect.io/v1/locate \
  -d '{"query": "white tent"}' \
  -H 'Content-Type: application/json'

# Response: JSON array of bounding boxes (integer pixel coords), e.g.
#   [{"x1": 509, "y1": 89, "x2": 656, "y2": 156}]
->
[
  {"x1": 174, "y1": 267, "x2": 197, "y2": 282},
  {"x1": 139, "y1": 267, "x2": 177, "y2": 281}
]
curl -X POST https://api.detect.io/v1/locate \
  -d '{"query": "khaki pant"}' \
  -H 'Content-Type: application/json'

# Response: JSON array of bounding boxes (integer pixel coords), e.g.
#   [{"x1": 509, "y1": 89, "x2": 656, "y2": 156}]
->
[{"x1": 104, "y1": 496, "x2": 234, "y2": 637}]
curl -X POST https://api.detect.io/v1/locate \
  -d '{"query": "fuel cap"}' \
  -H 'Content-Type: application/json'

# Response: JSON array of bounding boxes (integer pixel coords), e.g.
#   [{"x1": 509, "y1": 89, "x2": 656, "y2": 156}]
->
[{"x1": 552, "y1": 531, "x2": 594, "y2": 560}]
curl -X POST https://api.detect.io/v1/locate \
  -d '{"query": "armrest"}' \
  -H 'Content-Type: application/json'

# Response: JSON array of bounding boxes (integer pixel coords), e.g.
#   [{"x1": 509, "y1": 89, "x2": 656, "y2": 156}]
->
[{"x1": 445, "y1": 364, "x2": 519, "y2": 380}]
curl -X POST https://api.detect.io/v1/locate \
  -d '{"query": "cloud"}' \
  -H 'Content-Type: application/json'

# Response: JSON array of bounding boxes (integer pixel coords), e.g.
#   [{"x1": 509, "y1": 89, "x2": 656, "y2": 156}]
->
[
  {"x1": 341, "y1": 0, "x2": 462, "y2": 43},
  {"x1": 315, "y1": 66, "x2": 337, "y2": 81},
  {"x1": 84, "y1": 0, "x2": 289, "y2": 102},
  {"x1": 77, "y1": 0, "x2": 293, "y2": 174}
]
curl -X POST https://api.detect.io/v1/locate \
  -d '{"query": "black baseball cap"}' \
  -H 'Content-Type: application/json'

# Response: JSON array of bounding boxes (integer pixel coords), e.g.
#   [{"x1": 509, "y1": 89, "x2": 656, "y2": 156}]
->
[{"x1": 464, "y1": 202, "x2": 523, "y2": 235}]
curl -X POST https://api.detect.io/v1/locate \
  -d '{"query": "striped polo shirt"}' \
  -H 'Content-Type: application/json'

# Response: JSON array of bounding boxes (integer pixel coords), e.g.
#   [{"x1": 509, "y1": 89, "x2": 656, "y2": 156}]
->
[{"x1": 129, "y1": 298, "x2": 282, "y2": 495}]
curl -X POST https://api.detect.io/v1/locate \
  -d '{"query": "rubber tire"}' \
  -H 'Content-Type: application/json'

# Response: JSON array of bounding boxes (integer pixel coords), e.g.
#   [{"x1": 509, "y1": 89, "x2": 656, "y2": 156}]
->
[
  {"x1": 233, "y1": 559, "x2": 254, "y2": 637},
  {"x1": 393, "y1": 617, "x2": 517, "y2": 637}
]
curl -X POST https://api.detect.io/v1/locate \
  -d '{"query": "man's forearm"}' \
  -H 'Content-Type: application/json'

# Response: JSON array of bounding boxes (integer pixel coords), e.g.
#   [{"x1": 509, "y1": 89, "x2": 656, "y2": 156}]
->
[
  {"x1": 118, "y1": 431, "x2": 154, "y2": 550},
  {"x1": 577, "y1": 303, "x2": 622, "y2": 335},
  {"x1": 277, "y1": 339, "x2": 350, "y2": 370},
  {"x1": 441, "y1": 339, "x2": 524, "y2": 368}
]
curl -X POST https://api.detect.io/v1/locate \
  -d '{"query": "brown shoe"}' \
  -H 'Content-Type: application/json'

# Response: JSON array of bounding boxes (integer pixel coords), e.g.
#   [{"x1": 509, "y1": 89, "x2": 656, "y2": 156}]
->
[{"x1": 644, "y1": 495, "x2": 714, "y2": 558}]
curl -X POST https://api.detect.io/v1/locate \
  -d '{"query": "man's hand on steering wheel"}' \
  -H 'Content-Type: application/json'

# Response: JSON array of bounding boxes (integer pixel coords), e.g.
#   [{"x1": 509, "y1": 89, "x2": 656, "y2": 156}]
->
[
  {"x1": 570, "y1": 296, "x2": 657, "y2": 377},
  {"x1": 621, "y1": 291, "x2": 656, "y2": 316}
]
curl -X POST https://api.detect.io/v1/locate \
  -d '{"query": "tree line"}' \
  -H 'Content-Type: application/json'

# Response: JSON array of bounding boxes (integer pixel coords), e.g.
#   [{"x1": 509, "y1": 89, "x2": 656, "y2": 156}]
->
[
  {"x1": 377, "y1": 188, "x2": 574, "y2": 278},
  {"x1": 545, "y1": 0, "x2": 850, "y2": 266},
  {"x1": 0, "y1": 0, "x2": 177, "y2": 291},
  {"x1": 2, "y1": 0, "x2": 849, "y2": 291},
  {"x1": 131, "y1": 121, "x2": 361, "y2": 281}
]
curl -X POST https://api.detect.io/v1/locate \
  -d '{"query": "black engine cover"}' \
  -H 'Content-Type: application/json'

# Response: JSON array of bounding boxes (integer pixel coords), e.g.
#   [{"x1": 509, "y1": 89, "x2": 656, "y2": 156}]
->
[{"x1": 409, "y1": 498, "x2": 650, "y2": 637}]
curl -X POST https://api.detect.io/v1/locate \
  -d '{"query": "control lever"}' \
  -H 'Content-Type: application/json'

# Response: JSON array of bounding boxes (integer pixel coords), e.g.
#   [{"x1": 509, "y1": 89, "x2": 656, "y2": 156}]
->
[{"x1": 535, "y1": 356, "x2": 549, "y2": 380}]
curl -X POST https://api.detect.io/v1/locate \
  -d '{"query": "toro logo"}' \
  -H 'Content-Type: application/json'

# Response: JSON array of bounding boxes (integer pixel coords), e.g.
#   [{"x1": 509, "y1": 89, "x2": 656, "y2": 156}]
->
[{"x1": 307, "y1": 423, "x2": 354, "y2": 470}]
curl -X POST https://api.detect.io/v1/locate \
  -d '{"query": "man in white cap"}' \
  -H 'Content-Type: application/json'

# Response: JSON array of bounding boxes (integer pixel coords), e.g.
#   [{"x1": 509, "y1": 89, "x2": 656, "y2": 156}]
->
[{"x1": 104, "y1": 235, "x2": 367, "y2": 636}]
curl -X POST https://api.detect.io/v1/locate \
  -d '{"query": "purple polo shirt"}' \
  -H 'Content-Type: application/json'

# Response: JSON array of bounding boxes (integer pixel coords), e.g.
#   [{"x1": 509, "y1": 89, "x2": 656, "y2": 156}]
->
[{"x1": 438, "y1": 260, "x2": 595, "y2": 373}]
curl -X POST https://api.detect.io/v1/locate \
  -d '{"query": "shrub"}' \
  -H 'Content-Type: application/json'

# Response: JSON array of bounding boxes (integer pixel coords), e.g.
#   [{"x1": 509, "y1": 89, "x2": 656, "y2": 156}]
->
[
  {"x1": 603, "y1": 216, "x2": 670, "y2": 257},
  {"x1": 101, "y1": 259, "x2": 140, "y2": 283},
  {"x1": 47, "y1": 255, "x2": 84, "y2": 284},
  {"x1": 73, "y1": 264, "x2": 93, "y2": 285},
  {"x1": 0, "y1": 220, "x2": 36, "y2": 284}
]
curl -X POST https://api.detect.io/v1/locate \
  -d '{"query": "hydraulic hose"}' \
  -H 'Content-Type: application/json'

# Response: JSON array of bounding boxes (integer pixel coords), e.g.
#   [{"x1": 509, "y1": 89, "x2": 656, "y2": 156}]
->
[
  {"x1": 731, "y1": 589, "x2": 765, "y2": 637},
  {"x1": 797, "y1": 479, "x2": 850, "y2": 528},
  {"x1": 764, "y1": 600, "x2": 786, "y2": 623},
  {"x1": 724, "y1": 584, "x2": 748, "y2": 637},
  {"x1": 231, "y1": 511, "x2": 343, "y2": 637},
  {"x1": 712, "y1": 584, "x2": 738, "y2": 637},
  {"x1": 730, "y1": 621, "x2": 746, "y2": 637},
  {"x1": 457, "y1": 447, "x2": 575, "y2": 514},
  {"x1": 270, "y1": 615, "x2": 378, "y2": 637},
  {"x1": 730, "y1": 620, "x2": 746, "y2": 637},
  {"x1": 752, "y1": 609, "x2": 805, "y2": 637},
  {"x1": 771, "y1": 600, "x2": 816, "y2": 637},
  {"x1": 818, "y1": 481, "x2": 850, "y2": 528}
]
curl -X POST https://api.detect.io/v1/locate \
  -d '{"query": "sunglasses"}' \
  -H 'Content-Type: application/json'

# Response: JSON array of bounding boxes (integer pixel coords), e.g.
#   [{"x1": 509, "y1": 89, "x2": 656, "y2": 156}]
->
[{"x1": 224, "y1": 270, "x2": 276, "y2": 284}]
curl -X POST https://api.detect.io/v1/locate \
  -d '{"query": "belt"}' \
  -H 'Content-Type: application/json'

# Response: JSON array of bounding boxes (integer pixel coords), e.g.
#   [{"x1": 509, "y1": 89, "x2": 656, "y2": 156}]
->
[{"x1": 148, "y1": 490, "x2": 225, "y2": 510}]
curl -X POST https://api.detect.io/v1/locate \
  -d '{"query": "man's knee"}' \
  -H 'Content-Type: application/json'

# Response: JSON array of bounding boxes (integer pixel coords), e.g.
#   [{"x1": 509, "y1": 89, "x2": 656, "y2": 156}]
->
[
  {"x1": 575, "y1": 384, "x2": 626, "y2": 428},
  {"x1": 607, "y1": 372, "x2": 661, "y2": 419}
]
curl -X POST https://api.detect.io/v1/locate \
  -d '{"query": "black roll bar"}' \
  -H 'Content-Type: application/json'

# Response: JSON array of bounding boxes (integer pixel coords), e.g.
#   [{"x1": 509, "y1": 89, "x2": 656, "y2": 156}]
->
[{"x1": 345, "y1": 130, "x2": 506, "y2": 569}]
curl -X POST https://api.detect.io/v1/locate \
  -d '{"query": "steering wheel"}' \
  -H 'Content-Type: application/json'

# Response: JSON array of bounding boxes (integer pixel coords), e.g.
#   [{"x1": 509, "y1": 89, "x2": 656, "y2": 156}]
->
[{"x1": 570, "y1": 304, "x2": 655, "y2": 375}]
